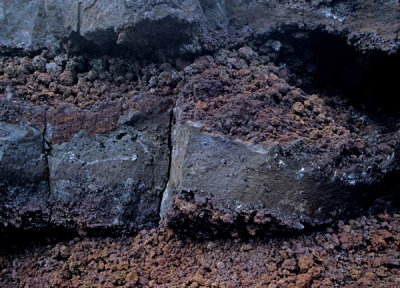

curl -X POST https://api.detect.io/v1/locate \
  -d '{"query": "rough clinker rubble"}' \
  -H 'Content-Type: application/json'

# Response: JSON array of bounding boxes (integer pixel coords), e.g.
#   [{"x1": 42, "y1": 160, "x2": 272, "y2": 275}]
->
[
  {"x1": 178, "y1": 49, "x2": 399, "y2": 181},
  {"x1": 1, "y1": 210, "x2": 400, "y2": 287}
]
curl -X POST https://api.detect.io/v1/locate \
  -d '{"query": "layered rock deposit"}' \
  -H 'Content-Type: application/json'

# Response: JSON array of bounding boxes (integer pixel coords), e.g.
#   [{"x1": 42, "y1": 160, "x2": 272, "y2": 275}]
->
[
  {"x1": 161, "y1": 51, "x2": 399, "y2": 234},
  {"x1": 0, "y1": 0, "x2": 399, "y2": 235},
  {"x1": 0, "y1": 55, "x2": 173, "y2": 232}
]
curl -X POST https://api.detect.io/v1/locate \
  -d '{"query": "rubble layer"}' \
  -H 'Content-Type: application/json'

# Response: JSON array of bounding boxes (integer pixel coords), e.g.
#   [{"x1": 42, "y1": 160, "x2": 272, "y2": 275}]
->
[
  {"x1": 161, "y1": 45, "x2": 399, "y2": 230},
  {"x1": 1, "y1": 210, "x2": 400, "y2": 287}
]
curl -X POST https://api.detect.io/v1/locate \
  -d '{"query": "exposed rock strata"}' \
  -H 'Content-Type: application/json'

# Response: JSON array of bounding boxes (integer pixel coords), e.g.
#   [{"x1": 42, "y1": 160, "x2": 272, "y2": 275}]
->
[
  {"x1": 0, "y1": 0, "x2": 399, "y2": 234},
  {"x1": 0, "y1": 60, "x2": 172, "y2": 232},
  {"x1": 160, "y1": 53, "x2": 399, "y2": 233}
]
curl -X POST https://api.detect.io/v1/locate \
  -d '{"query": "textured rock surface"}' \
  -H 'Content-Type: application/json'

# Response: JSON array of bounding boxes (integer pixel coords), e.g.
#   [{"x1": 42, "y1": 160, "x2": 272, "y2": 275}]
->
[
  {"x1": 160, "y1": 53, "x2": 400, "y2": 232},
  {"x1": 0, "y1": 72, "x2": 172, "y2": 232},
  {"x1": 0, "y1": 97, "x2": 49, "y2": 230},
  {"x1": 0, "y1": 0, "x2": 399, "y2": 235},
  {"x1": 47, "y1": 102, "x2": 171, "y2": 231},
  {"x1": 0, "y1": 51, "x2": 175, "y2": 233},
  {"x1": 0, "y1": 0, "x2": 206, "y2": 55},
  {"x1": 2, "y1": 211, "x2": 400, "y2": 287},
  {"x1": 1, "y1": 0, "x2": 399, "y2": 54},
  {"x1": 161, "y1": 119, "x2": 396, "y2": 233}
]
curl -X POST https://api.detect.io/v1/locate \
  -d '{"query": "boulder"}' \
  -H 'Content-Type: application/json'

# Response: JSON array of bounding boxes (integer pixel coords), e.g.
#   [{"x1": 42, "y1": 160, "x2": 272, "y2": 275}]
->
[
  {"x1": 160, "y1": 60, "x2": 400, "y2": 234},
  {"x1": 47, "y1": 100, "x2": 171, "y2": 231}
]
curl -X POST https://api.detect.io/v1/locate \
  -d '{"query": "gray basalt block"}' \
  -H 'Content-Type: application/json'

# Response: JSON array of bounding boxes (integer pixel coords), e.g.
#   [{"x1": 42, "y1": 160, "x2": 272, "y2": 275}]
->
[
  {"x1": 48, "y1": 105, "x2": 170, "y2": 231},
  {"x1": 1, "y1": 1, "x2": 398, "y2": 53},
  {"x1": 0, "y1": 118, "x2": 49, "y2": 230},
  {"x1": 161, "y1": 117, "x2": 399, "y2": 231}
]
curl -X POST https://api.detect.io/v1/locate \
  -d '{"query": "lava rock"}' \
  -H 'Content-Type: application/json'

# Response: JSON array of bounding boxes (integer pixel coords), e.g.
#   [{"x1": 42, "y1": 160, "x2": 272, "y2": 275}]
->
[
  {"x1": 1, "y1": 0, "x2": 399, "y2": 54},
  {"x1": 47, "y1": 101, "x2": 170, "y2": 231},
  {"x1": 0, "y1": 99, "x2": 49, "y2": 231},
  {"x1": 160, "y1": 59, "x2": 400, "y2": 233}
]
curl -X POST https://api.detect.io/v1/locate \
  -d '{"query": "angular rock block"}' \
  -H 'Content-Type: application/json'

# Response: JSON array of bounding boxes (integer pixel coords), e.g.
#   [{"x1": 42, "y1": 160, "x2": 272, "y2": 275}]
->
[
  {"x1": 48, "y1": 102, "x2": 170, "y2": 231},
  {"x1": 0, "y1": 101, "x2": 49, "y2": 231},
  {"x1": 160, "y1": 55, "x2": 400, "y2": 235},
  {"x1": 161, "y1": 119, "x2": 399, "y2": 233}
]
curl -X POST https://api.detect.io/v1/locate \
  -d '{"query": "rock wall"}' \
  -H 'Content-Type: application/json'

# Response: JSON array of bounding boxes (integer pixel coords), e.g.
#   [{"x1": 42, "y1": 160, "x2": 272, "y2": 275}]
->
[
  {"x1": 160, "y1": 51, "x2": 399, "y2": 235},
  {"x1": 1, "y1": 1, "x2": 399, "y2": 54},
  {"x1": 0, "y1": 0, "x2": 399, "y2": 235},
  {"x1": 0, "y1": 89, "x2": 171, "y2": 232},
  {"x1": 0, "y1": 101, "x2": 49, "y2": 230},
  {"x1": 47, "y1": 103, "x2": 170, "y2": 232}
]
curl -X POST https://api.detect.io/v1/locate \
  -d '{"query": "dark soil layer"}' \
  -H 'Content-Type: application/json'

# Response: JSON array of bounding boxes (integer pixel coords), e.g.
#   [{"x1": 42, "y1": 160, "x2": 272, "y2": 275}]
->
[{"x1": 1, "y1": 210, "x2": 400, "y2": 288}]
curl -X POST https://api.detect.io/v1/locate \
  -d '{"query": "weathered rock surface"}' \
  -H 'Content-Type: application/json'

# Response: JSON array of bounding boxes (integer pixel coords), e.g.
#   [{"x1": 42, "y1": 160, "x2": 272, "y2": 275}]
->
[
  {"x1": 0, "y1": 77, "x2": 171, "y2": 232},
  {"x1": 0, "y1": 0, "x2": 207, "y2": 56},
  {"x1": 160, "y1": 54, "x2": 400, "y2": 233},
  {"x1": 47, "y1": 101, "x2": 171, "y2": 231},
  {"x1": 161, "y1": 119, "x2": 398, "y2": 233},
  {"x1": 0, "y1": 52, "x2": 175, "y2": 233},
  {"x1": 1, "y1": 0, "x2": 399, "y2": 54},
  {"x1": 0, "y1": 97, "x2": 49, "y2": 230},
  {"x1": 2, "y1": 211, "x2": 400, "y2": 287},
  {"x1": 0, "y1": 1, "x2": 399, "y2": 235}
]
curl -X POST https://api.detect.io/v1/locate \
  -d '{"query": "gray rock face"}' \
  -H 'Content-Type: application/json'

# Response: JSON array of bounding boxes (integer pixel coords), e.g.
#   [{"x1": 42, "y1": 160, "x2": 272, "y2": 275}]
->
[
  {"x1": 0, "y1": 0, "x2": 65, "y2": 49},
  {"x1": 48, "y1": 105, "x2": 170, "y2": 231},
  {"x1": 0, "y1": 110, "x2": 49, "y2": 230},
  {"x1": 161, "y1": 106, "x2": 399, "y2": 232},
  {"x1": 0, "y1": 0, "x2": 206, "y2": 55},
  {"x1": 0, "y1": 89, "x2": 171, "y2": 233},
  {"x1": 0, "y1": 0, "x2": 399, "y2": 54}
]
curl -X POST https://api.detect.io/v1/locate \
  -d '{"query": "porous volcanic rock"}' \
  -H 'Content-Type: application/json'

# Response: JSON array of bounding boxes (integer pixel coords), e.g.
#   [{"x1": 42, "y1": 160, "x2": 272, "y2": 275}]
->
[
  {"x1": 0, "y1": 56, "x2": 173, "y2": 232},
  {"x1": 1, "y1": 211, "x2": 400, "y2": 287},
  {"x1": 1, "y1": 0, "x2": 400, "y2": 235}
]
